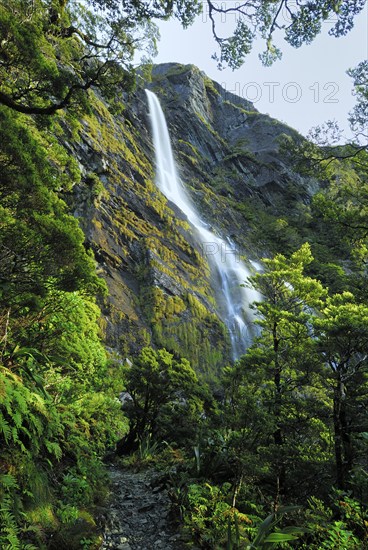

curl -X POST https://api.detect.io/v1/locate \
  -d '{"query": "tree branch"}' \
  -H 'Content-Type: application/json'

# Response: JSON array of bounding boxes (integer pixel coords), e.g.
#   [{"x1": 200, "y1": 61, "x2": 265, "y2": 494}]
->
[
  {"x1": 61, "y1": 25, "x2": 114, "y2": 50},
  {"x1": 267, "y1": 0, "x2": 286, "y2": 40},
  {"x1": 0, "y1": 63, "x2": 108, "y2": 114},
  {"x1": 307, "y1": 144, "x2": 367, "y2": 168}
]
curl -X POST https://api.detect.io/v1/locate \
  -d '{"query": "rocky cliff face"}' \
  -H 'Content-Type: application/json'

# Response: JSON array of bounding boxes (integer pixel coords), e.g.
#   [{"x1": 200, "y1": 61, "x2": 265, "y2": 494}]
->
[{"x1": 64, "y1": 63, "x2": 316, "y2": 375}]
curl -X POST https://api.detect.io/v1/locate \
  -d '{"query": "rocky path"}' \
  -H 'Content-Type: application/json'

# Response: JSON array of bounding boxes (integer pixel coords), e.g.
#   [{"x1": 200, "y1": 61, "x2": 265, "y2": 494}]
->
[{"x1": 99, "y1": 465, "x2": 187, "y2": 550}]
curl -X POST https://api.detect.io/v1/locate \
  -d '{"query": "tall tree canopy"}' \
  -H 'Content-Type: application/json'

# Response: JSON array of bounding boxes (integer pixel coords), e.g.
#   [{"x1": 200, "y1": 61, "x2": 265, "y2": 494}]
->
[{"x1": 0, "y1": 0, "x2": 365, "y2": 113}]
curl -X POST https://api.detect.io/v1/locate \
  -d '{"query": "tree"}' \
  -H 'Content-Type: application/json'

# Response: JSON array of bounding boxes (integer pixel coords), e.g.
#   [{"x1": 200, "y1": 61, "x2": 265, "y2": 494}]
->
[
  {"x1": 0, "y1": 1, "x2": 365, "y2": 114},
  {"x1": 243, "y1": 245, "x2": 368, "y2": 494},
  {"x1": 0, "y1": 0, "x2": 154, "y2": 114},
  {"x1": 0, "y1": 0, "x2": 200, "y2": 115},
  {"x1": 347, "y1": 60, "x2": 368, "y2": 145},
  {"x1": 314, "y1": 292, "x2": 368, "y2": 489},
  {"x1": 281, "y1": 59, "x2": 367, "y2": 176},
  {"x1": 227, "y1": 245, "x2": 331, "y2": 505},
  {"x1": 119, "y1": 347, "x2": 204, "y2": 451},
  {"x1": 0, "y1": 94, "x2": 124, "y2": 547},
  {"x1": 204, "y1": 0, "x2": 366, "y2": 69},
  {"x1": 0, "y1": 106, "x2": 105, "y2": 354},
  {"x1": 279, "y1": 61, "x2": 368, "y2": 289},
  {"x1": 311, "y1": 157, "x2": 368, "y2": 289}
]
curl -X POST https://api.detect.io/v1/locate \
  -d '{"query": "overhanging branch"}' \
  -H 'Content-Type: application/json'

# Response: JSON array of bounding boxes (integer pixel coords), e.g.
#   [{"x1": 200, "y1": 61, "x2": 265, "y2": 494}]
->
[{"x1": 0, "y1": 64, "x2": 107, "y2": 114}]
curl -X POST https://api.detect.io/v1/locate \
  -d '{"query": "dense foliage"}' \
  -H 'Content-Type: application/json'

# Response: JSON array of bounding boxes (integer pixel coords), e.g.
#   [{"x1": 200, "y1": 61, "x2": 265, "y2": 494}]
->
[
  {"x1": 1, "y1": 1, "x2": 367, "y2": 549},
  {"x1": 0, "y1": 106, "x2": 129, "y2": 548},
  {"x1": 155, "y1": 86, "x2": 368, "y2": 546},
  {"x1": 0, "y1": 1, "x2": 365, "y2": 115},
  {"x1": 146, "y1": 242, "x2": 368, "y2": 549},
  {"x1": 120, "y1": 66, "x2": 368, "y2": 548}
]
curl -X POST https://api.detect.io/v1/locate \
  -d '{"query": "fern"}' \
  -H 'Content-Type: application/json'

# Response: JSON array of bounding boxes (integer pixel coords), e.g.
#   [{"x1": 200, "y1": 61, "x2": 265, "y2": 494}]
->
[
  {"x1": 13, "y1": 387, "x2": 29, "y2": 415},
  {"x1": 0, "y1": 491, "x2": 21, "y2": 549},
  {"x1": 45, "y1": 440, "x2": 62, "y2": 460},
  {"x1": 0, "y1": 411, "x2": 11, "y2": 442},
  {"x1": 12, "y1": 410, "x2": 23, "y2": 428},
  {"x1": 27, "y1": 413, "x2": 43, "y2": 437},
  {"x1": 321, "y1": 521, "x2": 359, "y2": 549},
  {"x1": 0, "y1": 474, "x2": 18, "y2": 490}
]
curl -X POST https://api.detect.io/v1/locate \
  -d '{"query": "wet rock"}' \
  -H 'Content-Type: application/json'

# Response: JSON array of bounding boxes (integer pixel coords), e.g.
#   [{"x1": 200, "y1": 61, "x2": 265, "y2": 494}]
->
[{"x1": 66, "y1": 62, "x2": 316, "y2": 370}]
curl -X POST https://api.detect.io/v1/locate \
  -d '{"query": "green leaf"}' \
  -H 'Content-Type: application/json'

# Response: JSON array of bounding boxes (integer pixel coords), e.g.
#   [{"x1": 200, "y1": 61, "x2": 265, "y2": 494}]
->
[
  {"x1": 263, "y1": 532, "x2": 298, "y2": 543},
  {"x1": 252, "y1": 513, "x2": 278, "y2": 545}
]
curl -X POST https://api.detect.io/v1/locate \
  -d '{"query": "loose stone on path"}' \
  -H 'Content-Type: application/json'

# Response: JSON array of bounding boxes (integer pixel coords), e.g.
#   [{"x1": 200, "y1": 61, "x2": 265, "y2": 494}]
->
[{"x1": 99, "y1": 465, "x2": 186, "y2": 549}]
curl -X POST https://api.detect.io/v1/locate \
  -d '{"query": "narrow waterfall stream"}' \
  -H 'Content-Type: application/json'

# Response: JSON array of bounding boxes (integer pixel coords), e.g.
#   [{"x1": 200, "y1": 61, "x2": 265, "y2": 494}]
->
[{"x1": 146, "y1": 90, "x2": 260, "y2": 359}]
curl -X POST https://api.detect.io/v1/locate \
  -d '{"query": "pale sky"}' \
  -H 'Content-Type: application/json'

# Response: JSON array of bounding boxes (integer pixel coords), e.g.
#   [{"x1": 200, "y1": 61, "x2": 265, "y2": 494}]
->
[{"x1": 153, "y1": 2, "x2": 368, "y2": 140}]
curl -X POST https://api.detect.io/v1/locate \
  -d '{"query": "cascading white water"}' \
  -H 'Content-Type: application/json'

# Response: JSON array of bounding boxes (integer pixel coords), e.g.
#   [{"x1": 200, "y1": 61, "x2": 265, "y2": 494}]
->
[{"x1": 146, "y1": 89, "x2": 260, "y2": 359}]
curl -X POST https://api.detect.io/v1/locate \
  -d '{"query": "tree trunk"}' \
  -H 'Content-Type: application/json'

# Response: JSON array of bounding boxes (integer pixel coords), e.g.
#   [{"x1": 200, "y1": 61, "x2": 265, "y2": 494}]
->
[
  {"x1": 333, "y1": 374, "x2": 350, "y2": 489},
  {"x1": 273, "y1": 322, "x2": 286, "y2": 502},
  {"x1": 232, "y1": 473, "x2": 243, "y2": 508},
  {"x1": 116, "y1": 429, "x2": 139, "y2": 455}
]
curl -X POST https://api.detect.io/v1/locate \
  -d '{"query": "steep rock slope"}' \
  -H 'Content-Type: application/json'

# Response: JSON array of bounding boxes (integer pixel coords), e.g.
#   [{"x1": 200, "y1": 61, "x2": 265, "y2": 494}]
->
[{"x1": 66, "y1": 63, "x2": 316, "y2": 374}]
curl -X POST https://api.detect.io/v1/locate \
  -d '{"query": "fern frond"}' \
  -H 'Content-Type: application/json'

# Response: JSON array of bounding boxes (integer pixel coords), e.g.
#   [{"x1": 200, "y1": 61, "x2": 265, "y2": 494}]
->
[
  {"x1": 0, "y1": 412, "x2": 11, "y2": 443},
  {"x1": 0, "y1": 474, "x2": 18, "y2": 490},
  {"x1": 13, "y1": 390, "x2": 29, "y2": 415},
  {"x1": 12, "y1": 410, "x2": 23, "y2": 429},
  {"x1": 45, "y1": 440, "x2": 62, "y2": 460},
  {"x1": 27, "y1": 414, "x2": 43, "y2": 436}
]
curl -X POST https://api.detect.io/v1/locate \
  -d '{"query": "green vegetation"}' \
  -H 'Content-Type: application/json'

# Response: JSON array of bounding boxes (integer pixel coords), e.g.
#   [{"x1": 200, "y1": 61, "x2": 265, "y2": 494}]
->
[
  {"x1": 0, "y1": 106, "x2": 129, "y2": 548},
  {"x1": 2, "y1": 88, "x2": 368, "y2": 550},
  {"x1": 0, "y1": 1, "x2": 363, "y2": 117},
  {"x1": 120, "y1": 347, "x2": 206, "y2": 451},
  {"x1": 203, "y1": 77, "x2": 220, "y2": 97},
  {"x1": 114, "y1": 70, "x2": 368, "y2": 546},
  {"x1": 126, "y1": 243, "x2": 368, "y2": 549},
  {"x1": 0, "y1": 2, "x2": 367, "y2": 548},
  {"x1": 139, "y1": 284, "x2": 229, "y2": 376}
]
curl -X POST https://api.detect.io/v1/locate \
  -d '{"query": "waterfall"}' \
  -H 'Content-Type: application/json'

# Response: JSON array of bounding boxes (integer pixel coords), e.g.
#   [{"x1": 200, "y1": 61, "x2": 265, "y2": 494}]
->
[{"x1": 146, "y1": 90, "x2": 260, "y2": 359}]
